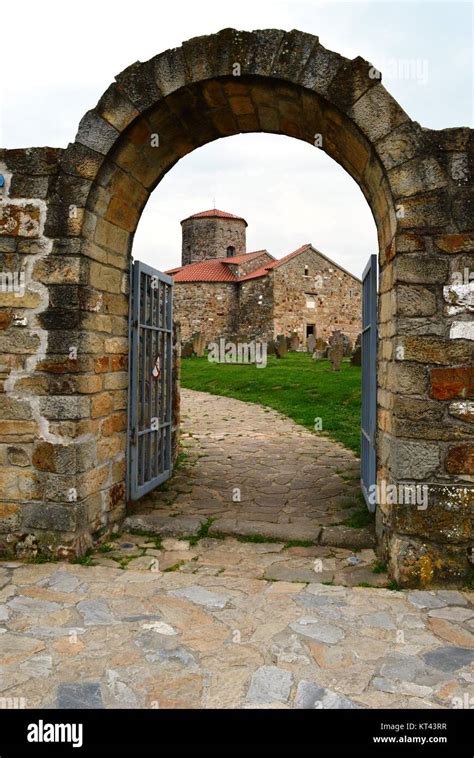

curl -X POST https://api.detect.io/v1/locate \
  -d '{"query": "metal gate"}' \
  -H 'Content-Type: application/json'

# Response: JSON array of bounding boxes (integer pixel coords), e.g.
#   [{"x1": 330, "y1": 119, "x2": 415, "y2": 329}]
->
[
  {"x1": 127, "y1": 260, "x2": 174, "y2": 500},
  {"x1": 361, "y1": 254, "x2": 377, "y2": 512}
]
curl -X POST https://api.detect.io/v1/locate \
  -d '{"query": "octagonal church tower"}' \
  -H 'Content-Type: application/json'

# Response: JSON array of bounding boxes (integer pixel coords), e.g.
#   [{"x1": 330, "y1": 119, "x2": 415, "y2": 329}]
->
[{"x1": 181, "y1": 209, "x2": 247, "y2": 266}]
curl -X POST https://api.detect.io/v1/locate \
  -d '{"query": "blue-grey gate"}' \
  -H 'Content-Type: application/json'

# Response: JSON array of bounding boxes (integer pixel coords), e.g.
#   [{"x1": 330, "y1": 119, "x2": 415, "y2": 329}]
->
[
  {"x1": 127, "y1": 259, "x2": 174, "y2": 500},
  {"x1": 361, "y1": 254, "x2": 377, "y2": 512}
]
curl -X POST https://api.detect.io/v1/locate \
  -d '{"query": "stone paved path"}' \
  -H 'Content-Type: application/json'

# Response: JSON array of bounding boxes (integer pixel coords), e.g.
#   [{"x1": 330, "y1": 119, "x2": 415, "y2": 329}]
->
[
  {"x1": 1, "y1": 536, "x2": 473, "y2": 709},
  {"x1": 126, "y1": 390, "x2": 373, "y2": 548}
]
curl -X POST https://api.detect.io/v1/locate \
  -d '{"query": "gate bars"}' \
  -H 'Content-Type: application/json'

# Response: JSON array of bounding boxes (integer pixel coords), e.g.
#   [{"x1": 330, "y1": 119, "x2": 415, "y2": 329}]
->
[
  {"x1": 127, "y1": 260, "x2": 174, "y2": 500},
  {"x1": 360, "y1": 254, "x2": 378, "y2": 512}
]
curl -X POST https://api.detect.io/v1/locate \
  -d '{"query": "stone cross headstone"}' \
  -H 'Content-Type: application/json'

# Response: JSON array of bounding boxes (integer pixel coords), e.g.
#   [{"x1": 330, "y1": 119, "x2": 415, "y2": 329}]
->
[
  {"x1": 307, "y1": 334, "x2": 316, "y2": 353},
  {"x1": 290, "y1": 332, "x2": 300, "y2": 351},
  {"x1": 328, "y1": 331, "x2": 344, "y2": 371}
]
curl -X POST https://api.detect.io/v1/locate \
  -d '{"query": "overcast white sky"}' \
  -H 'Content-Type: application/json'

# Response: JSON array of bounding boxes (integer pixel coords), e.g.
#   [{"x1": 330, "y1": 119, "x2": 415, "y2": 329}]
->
[{"x1": 1, "y1": 0, "x2": 472, "y2": 276}]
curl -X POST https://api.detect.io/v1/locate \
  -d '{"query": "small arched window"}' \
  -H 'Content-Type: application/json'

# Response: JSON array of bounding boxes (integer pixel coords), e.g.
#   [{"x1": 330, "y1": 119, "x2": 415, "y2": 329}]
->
[
  {"x1": 226, "y1": 246, "x2": 235, "y2": 258},
  {"x1": 304, "y1": 265, "x2": 309, "y2": 276}
]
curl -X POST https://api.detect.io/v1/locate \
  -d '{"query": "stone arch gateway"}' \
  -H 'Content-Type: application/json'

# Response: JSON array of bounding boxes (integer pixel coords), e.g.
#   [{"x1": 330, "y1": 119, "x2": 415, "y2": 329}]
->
[{"x1": 0, "y1": 29, "x2": 472, "y2": 586}]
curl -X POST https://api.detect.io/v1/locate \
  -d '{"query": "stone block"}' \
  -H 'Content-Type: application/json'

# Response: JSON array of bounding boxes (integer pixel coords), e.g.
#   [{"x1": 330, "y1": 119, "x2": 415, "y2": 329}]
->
[
  {"x1": 104, "y1": 336, "x2": 128, "y2": 354},
  {"x1": 75, "y1": 110, "x2": 119, "y2": 155},
  {"x1": 0, "y1": 468, "x2": 42, "y2": 500},
  {"x1": 33, "y1": 256, "x2": 87, "y2": 285},
  {"x1": 348, "y1": 84, "x2": 409, "y2": 143},
  {"x1": 397, "y1": 285, "x2": 437, "y2": 317},
  {"x1": 152, "y1": 46, "x2": 188, "y2": 98},
  {"x1": 22, "y1": 502, "x2": 81, "y2": 532},
  {"x1": 388, "y1": 534, "x2": 471, "y2": 586},
  {"x1": 97, "y1": 435, "x2": 121, "y2": 464},
  {"x1": 89, "y1": 261, "x2": 122, "y2": 293},
  {"x1": 445, "y1": 445, "x2": 474, "y2": 475},
  {"x1": 96, "y1": 84, "x2": 140, "y2": 132},
  {"x1": 434, "y1": 234, "x2": 474, "y2": 254},
  {"x1": 430, "y1": 366, "x2": 474, "y2": 400},
  {"x1": 389, "y1": 156, "x2": 448, "y2": 198},
  {"x1": 392, "y1": 440, "x2": 440, "y2": 479},
  {"x1": 376, "y1": 122, "x2": 427, "y2": 171},
  {"x1": 391, "y1": 363, "x2": 428, "y2": 395},
  {"x1": 91, "y1": 392, "x2": 114, "y2": 419},
  {"x1": 32, "y1": 442, "x2": 75, "y2": 474},
  {"x1": 394, "y1": 256, "x2": 448, "y2": 285},
  {"x1": 39, "y1": 395, "x2": 91, "y2": 420},
  {"x1": 397, "y1": 192, "x2": 449, "y2": 230},
  {"x1": 115, "y1": 60, "x2": 162, "y2": 112},
  {"x1": 0, "y1": 501, "x2": 21, "y2": 532},
  {"x1": 391, "y1": 484, "x2": 473, "y2": 543},
  {"x1": 393, "y1": 396, "x2": 443, "y2": 424},
  {"x1": 0, "y1": 203, "x2": 42, "y2": 237},
  {"x1": 100, "y1": 412, "x2": 127, "y2": 436},
  {"x1": 94, "y1": 219, "x2": 130, "y2": 256},
  {"x1": 103, "y1": 372, "x2": 128, "y2": 390},
  {"x1": 402, "y1": 337, "x2": 473, "y2": 365}
]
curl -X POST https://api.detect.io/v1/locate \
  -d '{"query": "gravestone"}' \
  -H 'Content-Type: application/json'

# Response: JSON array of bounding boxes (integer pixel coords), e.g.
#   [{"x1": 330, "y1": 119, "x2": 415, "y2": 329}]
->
[
  {"x1": 342, "y1": 334, "x2": 353, "y2": 357},
  {"x1": 192, "y1": 332, "x2": 206, "y2": 357},
  {"x1": 290, "y1": 332, "x2": 300, "y2": 351},
  {"x1": 307, "y1": 334, "x2": 316, "y2": 353},
  {"x1": 275, "y1": 334, "x2": 287, "y2": 358},
  {"x1": 351, "y1": 333, "x2": 362, "y2": 366},
  {"x1": 327, "y1": 331, "x2": 344, "y2": 371},
  {"x1": 312, "y1": 337, "x2": 328, "y2": 360},
  {"x1": 181, "y1": 340, "x2": 194, "y2": 358}
]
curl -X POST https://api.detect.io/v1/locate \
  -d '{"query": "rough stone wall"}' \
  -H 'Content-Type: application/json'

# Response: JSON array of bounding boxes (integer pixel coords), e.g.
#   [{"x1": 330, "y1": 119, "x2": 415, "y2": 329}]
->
[
  {"x1": 0, "y1": 146, "x2": 101, "y2": 558},
  {"x1": 376, "y1": 126, "x2": 474, "y2": 588},
  {"x1": 272, "y1": 248, "x2": 362, "y2": 344},
  {"x1": 181, "y1": 216, "x2": 247, "y2": 265},
  {"x1": 238, "y1": 275, "x2": 274, "y2": 341},
  {"x1": 231, "y1": 250, "x2": 273, "y2": 277},
  {"x1": 0, "y1": 28, "x2": 471, "y2": 586},
  {"x1": 173, "y1": 281, "x2": 239, "y2": 343}
]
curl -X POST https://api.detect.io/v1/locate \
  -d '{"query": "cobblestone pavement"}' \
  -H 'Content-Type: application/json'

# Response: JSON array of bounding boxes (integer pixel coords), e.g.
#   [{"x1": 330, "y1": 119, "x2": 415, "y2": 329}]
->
[
  {"x1": 0, "y1": 536, "x2": 473, "y2": 709},
  {"x1": 126, "y1": 390, "x2": 373, "y2": 548}
]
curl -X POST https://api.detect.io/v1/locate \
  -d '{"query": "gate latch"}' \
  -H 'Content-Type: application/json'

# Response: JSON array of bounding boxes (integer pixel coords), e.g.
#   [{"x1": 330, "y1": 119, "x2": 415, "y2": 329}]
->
[{"x1": 152, "y1": 355, "x2": 161, "y2": 380}]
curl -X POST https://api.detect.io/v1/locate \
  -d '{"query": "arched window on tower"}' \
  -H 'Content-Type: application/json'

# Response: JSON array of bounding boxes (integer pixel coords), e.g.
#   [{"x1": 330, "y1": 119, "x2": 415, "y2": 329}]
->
[{"x1": 226, "y1": 246, "x2": 235, "y2": 258}]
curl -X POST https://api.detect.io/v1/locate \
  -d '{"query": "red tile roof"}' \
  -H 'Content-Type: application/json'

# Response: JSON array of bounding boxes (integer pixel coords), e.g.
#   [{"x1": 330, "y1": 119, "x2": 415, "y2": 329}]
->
[
  {"x1": 167, "y1": 259, "x2": 239, "y2": 283},
  {"x1": 180, "y1": 209, "x2": 247, "y2": 226},
  {"x1": 166, "y1": 251, "x2": 274, "y2": 282}
]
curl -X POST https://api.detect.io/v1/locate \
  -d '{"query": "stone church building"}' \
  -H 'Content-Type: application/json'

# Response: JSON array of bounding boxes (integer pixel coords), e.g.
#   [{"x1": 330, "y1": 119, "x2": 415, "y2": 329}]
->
[{"x1": 167, "y1": 209, "x2": 362, "y2": 346}]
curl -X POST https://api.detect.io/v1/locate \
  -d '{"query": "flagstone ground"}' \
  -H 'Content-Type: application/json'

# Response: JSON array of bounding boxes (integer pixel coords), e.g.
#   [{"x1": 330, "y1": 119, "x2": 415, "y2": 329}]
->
[
  {"x1": 125, "y1": 389, "x2": 373, "y2": 548},
  {"x1": 1, "y1": 391, "x2": 472, "y2": 710},
  {"x1": 0, "y1": 546, "x2": 473, "y2": 709}
]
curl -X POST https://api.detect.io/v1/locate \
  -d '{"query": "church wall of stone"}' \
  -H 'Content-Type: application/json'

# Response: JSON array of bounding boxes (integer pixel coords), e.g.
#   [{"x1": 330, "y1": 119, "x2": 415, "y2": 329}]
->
[
  {"x1": 238, "y1": 276, "x2": 274, "y2": 341},
  {"x1": 173, "y1": 281, "x2": 239, "y2": 342},
  {"x1": 272, "y1": 249, "x2": 362, "y2": 345}
]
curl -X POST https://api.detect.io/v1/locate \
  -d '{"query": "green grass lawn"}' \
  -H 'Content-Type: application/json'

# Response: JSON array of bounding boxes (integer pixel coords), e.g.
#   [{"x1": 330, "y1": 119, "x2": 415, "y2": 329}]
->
[{"x1": 181, "y1": 353, "x2": 361, "y2": 455}]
